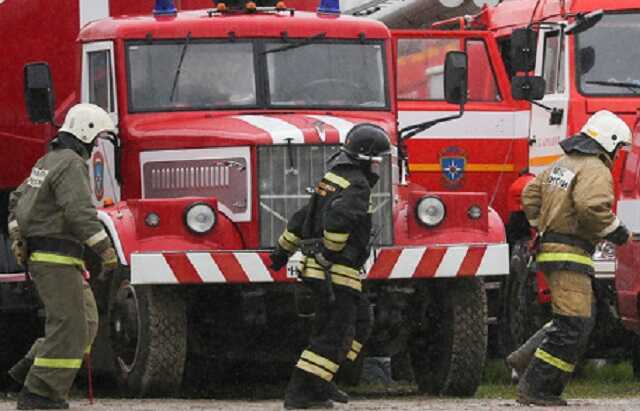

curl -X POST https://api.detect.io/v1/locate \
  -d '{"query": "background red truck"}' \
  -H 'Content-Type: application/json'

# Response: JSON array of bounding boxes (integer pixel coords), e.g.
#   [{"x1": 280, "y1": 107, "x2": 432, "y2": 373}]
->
[
  {"x1": 0, "y1": 0, "x2": 509, "y2": 397},
  {"x1": 439, "y1": 0, "x2": 640, "y2": 364}
]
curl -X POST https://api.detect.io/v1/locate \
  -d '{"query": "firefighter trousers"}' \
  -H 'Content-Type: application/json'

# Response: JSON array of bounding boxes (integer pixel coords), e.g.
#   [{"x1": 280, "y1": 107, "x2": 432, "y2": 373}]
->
[
  {"x1": 23, "y1": 262, "x2": 94, "y2": 401},
  {"x1": 10, "y1": 283, "x2": 98, "y2": 385},
  {"x1": 519, "y1": 270, "x2": 595, "y2": 398},
  {"x1": 286, "y1": 282, "x2": 364, "y2": 401}
]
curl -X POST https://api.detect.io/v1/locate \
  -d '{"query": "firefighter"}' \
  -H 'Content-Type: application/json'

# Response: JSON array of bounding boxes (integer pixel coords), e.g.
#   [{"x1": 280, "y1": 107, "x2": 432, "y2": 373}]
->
[
  {"x1": 517, "y1": 110, "x2": 632, "y2": 406},
  {"x1": 7, "y1": 103, "x2": 118, "y2": 410},
  {"x1": 269, "y1": 123, "x2": 390, "y2": 409}
]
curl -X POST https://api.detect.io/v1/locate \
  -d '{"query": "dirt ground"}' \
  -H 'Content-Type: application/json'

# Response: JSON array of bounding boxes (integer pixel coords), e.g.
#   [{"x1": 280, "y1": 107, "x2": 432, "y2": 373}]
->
[{"x1": 2, "y1": 397, "x2": 640, "y2": 410}]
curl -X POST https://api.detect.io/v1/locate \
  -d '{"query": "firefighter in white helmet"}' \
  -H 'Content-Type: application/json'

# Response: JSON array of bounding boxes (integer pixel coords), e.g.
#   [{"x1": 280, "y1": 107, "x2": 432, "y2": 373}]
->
[
  {"x1": 7, "y1": 103, "x2": 118, "y2": 410},
  {"x1": 516, "y1": 110, "x2": 632, "y2": 406}
]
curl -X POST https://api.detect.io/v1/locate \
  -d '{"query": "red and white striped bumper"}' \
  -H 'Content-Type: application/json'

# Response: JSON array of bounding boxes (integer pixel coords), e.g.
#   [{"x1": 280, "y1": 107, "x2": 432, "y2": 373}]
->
[{"x1": 130, "y1": 243, "x2": 509, "y2": 285}]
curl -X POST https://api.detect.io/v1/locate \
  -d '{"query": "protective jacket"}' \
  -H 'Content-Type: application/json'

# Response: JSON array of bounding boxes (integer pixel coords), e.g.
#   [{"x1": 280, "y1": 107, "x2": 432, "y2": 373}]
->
[
  {"x1": 277, "y1": 153, "x2": 374, "y2": 293},
  {"x1": 522, "y1": 134, "x2": 621, "y2": 275},
  {"x1": 8, "y1": 133, "x2": 113, "y2": 263}
]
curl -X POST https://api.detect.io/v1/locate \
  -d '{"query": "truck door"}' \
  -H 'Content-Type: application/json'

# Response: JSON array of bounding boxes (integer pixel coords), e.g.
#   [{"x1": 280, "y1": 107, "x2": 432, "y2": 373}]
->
[
  {"x1": 528, "y1": 27, "x2": 569, "y2": 175},
  {"x1": 615, "y1": 130, "x2": 640, "y2": 331},
  {"x1": 392, "y1": 29, "x2": 530, "y2": 222},
  {"x1": 81, "y1": 41, "x2": 120, "y2": 205}
]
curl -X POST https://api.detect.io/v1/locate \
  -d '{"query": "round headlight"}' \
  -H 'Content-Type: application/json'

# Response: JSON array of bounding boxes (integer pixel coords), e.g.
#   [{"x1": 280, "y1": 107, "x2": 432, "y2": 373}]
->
[
  {"x1": 184, "y1": 203, "x2": 216, "y2": 234},
  {"x1": 416, "y1": 197, "x2": 446, "y2": 227},
  {"x1": 468, "y1": 205, "x2": 482, "y2": 220}
]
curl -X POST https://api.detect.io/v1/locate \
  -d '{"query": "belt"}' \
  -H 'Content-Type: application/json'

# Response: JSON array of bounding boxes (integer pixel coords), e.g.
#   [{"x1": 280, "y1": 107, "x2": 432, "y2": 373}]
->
[
  {"x1": 541, "y1": 232, "x2": 595, "y2": 255},
  {"x1": 27, "y1": 237, "x2": 84, "y2": 260}
]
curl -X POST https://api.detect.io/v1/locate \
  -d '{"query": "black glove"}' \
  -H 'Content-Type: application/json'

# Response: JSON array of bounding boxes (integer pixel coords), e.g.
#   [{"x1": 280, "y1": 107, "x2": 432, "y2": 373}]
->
[
  {"x1": 269, "y1": 248, "x2": 289, "y2": 271},
  {"x1": 604, "y1": 223, "x2": 631, "y2": 246}
]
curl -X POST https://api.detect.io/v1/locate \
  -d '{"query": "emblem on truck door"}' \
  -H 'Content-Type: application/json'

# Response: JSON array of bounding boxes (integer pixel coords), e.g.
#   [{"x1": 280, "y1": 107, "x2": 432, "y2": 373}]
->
[{"x1": 439, "y1": 146, "x2": 466, "y2": 188}]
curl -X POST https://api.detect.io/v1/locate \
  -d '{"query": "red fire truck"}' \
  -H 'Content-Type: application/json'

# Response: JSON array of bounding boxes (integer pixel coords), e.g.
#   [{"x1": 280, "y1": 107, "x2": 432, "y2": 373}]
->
[
  {"x1": 0, "y1": 0, "x2": 509, "y2": 397},
  {"x1": 415, "y1": 0, "x2": 640, "y2": 361}
]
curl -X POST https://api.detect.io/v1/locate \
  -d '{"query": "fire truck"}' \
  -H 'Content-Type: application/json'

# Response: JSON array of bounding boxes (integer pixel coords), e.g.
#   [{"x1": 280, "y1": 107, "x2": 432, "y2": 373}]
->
[
  {"x1": 410, "y1": 0, "x2": 640, "y2": 361},
  {"x1": 0, "y1": 0, "x2": 509, "y2": 397}
]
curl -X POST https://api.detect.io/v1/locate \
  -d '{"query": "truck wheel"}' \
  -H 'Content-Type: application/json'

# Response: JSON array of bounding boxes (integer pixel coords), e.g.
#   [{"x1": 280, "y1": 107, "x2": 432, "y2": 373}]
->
[
  {"x1": 110, "y1": 279, "x2": 187, "y2": 397},
  {"x1": 409, "y1": 277, "x2": 487, "y2": 397},
  {"x1": 499, "y1": 240, "x2": 550, "y2": 356}
]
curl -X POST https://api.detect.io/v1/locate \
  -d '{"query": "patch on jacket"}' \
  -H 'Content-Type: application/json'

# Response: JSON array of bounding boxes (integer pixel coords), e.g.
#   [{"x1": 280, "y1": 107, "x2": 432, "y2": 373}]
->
[
  {"x1": 545, "y1": 166, "x2": 575, "y2": 190},
  {"x1": 27, "y1": 167, "x2": 49, "y2": 188}
]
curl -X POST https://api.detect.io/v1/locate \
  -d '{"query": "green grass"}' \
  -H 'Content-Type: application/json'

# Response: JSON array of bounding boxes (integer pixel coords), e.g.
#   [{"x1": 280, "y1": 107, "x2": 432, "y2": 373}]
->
[{"x1": 477, "y1": 359, "x2": 640, "y2": 399}]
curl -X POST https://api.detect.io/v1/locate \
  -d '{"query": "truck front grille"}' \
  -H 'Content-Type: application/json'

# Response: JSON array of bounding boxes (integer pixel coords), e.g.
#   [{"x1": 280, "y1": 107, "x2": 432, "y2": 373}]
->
[{"x1": 258, "y1": 145, "x2": 393, "y2": 248}]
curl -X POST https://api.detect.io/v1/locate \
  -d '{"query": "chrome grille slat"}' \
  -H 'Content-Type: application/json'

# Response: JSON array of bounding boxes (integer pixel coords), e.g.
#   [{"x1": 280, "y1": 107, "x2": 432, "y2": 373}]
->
[{"x1": 258, "y1": 145, "x2": 393, "y2": 248}]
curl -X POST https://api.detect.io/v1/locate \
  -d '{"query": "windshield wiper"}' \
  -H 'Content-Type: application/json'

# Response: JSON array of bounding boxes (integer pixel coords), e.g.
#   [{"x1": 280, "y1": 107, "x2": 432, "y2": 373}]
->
[
  {"x1": 262, "y1": 32, "x2": 326, "y2": 55},
  {"x1": 169, "y1": 32, "x2": 192, "y2": 102},
  {"x1": 586, "y1": 80, "x2": 640, "y2": 94}
]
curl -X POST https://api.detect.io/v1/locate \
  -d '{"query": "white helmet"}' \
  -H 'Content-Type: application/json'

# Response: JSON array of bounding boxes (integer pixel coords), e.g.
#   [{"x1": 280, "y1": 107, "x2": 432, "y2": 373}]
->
[
  {"x1": 59, "y1": 103, "x2": 116, "y2": 144},
  {"x1": 581, "y1": 110, "x2": 631, "y2": 154}
]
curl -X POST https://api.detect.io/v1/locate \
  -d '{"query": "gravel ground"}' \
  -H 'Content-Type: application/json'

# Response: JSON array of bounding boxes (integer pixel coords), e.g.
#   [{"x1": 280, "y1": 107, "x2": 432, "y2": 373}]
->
[{"x1": 2, "y1": 397, "x2": 640, "y2": 410}]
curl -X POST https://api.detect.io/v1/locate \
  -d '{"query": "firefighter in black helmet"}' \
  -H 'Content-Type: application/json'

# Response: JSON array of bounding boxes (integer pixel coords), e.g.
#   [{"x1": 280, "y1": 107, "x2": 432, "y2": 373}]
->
[{"x1": 270, "y1": 123, "x2": 391, "y2": 409}]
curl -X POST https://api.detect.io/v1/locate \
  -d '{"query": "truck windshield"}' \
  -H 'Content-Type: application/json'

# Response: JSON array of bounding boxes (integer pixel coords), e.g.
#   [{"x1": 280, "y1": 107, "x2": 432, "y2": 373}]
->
[
  {"x1": 127, "y1": 41, "x2": 257, "y2": 111},
  {"x1": 265, "y1": 41, "x2": 387, "y2": 108},
  {"x1": 576, "y1": 13, "x2": 640, "y2": 96}
]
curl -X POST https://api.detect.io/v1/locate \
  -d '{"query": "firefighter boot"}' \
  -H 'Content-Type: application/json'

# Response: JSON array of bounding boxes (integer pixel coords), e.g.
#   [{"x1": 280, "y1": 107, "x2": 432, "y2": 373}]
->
[
  {"x1": 517, "y1": 358, "x2": 568, "y2": 407},
  {"x1": 7, "y1": 358, "x2": 33, "y2": 393},
  {"x1": 16, "y1": 388, "x2": 69, "y2": 410},
  {"x1": 327, "y1": 382, "x2": 349, "y2": 403},
  {"x1": 506, "y1": 324, "x2": 550, "y2": 382},
  {"x1": 284, "y1": 369, "x2": 333, "y2": 410}
]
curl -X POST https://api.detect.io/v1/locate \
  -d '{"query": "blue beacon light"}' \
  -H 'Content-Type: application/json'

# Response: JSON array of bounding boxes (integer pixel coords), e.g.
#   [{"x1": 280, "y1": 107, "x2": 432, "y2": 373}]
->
[
  {"x1": 317, "y1": 0, "x2": 340, "y2": 14},
  {"x1": 154, "y1": 0, "x2": 178, "y2": 15}
]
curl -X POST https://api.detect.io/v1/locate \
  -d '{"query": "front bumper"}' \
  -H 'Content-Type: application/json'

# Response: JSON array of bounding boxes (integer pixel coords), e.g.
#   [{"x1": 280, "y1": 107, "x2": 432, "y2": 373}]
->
[{"x1": 130, "y1": 243, "x2": 509, "y2": 285}]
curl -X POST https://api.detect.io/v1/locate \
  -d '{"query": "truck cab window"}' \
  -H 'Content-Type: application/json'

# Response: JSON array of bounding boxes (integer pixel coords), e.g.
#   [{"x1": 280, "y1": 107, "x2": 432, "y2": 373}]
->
[
  {"x1": 88, "y1": 50, "x2": 114, "y2": 112},
  {"x1": 541, "y1": 31, "x2": 565, "y2": 95},
  {"x1": 396, "y1": 38, "x2": 500, "y2": 101}
]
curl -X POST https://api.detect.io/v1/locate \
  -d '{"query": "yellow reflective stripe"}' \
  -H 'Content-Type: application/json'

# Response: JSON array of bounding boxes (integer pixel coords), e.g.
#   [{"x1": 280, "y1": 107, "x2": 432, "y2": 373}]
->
[
  {"x1": 304, "y1": 268, "x2": 326, "y2": 280},
  {"x1": 331, "y1": 264, "x2": 360, "y2": 280},
  {"x1": 323, "y1": 238, "x2": 346, "y2": 252},
  {"x1": 283, "y1": 230, "x2": 300, "y2": 245},
  {"x1": 351, "y1": 340, "x2": 362, "y2": 353},
  {"x1": 279, "y1": 236, "x2": 297, "y2": 253},
  {"x1": 306, "y1": 258, "x2": 323, "y2": 269},
  {"x1": 29, "y1": 252, "x2": 85, "y2": 268},
  {"x1": 296, "y1": 359, "x2": 334, "y2": 382},
  {"x1": 534, "y1": 348, "x2": 574, "y2": 373},
  {"x1": 8, "y1": 220, "x2": 19, "y2": 232},
  {"x1": 34, "y1": 357, "x2": 82, "y2": 369},
  {"x1": 324, "y1": 230, "x2": 349, "y2": 243},
  {"x1": 347, "y1": 350, "x2": 358, "y2": 361},
  {"x1": 85, "y1": 230, "x2": 108, "y2": 247},
  {"x1": 537, "y1": 252, "x2": 594, "y2": 267},
  {"x1": 324, "y1": 172, "x2": 350, "y2": 189},
  {"x1": 301, "y1": 350, "x2": 339, "y2": 373},
  {"x1": 303, "y1": 268, "x2": 362, "y2": 291},
  {"x1": 331, "y1": 274, "x2": 362, "y2": 291}
]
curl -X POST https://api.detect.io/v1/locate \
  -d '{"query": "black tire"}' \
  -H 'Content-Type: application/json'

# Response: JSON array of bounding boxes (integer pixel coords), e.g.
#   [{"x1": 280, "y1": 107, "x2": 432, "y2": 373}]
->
[
  {"x1": 409, "y1": 277, "x2": 487, "y2": 397},
  {"x1": 498, "y1": 240, "x2": 550, "y2": 356},
  {"x1": 110, "y1": 277, "x2": 187, "y2": 397}
]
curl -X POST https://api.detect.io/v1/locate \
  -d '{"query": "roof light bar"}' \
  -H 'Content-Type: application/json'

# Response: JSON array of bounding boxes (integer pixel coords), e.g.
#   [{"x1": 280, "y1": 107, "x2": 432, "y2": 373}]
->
[
  {"x1": 317, "y1": 0, "x2": 340, "y2": 14},
  {"x1": 154, "y1": 0, "x2": 177, "y2": 15}
]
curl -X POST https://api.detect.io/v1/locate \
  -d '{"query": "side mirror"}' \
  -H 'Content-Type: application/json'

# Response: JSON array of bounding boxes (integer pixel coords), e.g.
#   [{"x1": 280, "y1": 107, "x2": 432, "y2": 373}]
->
[
  {"x1": 565, "y1": 9, "x2": 603, "y2": 35},
  {"x1": 512, "y1": 76, "x2": 546, "y2": 101},
  {"x1": 24, "y1": 62, "x2": 55, "y2": 124},
  {"x1": 444, "y1": 51, "x2": 468, "y2": 105},
  {"x1": 510, "y1": 28, "x2": 538, "y2": 72}
]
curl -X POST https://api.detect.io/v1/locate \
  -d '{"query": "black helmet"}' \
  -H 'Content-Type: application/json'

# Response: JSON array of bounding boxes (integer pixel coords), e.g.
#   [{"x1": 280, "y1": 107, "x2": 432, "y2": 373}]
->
[{"x1": 342, "y1": 123, "x2": 392, "y2": 162}]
